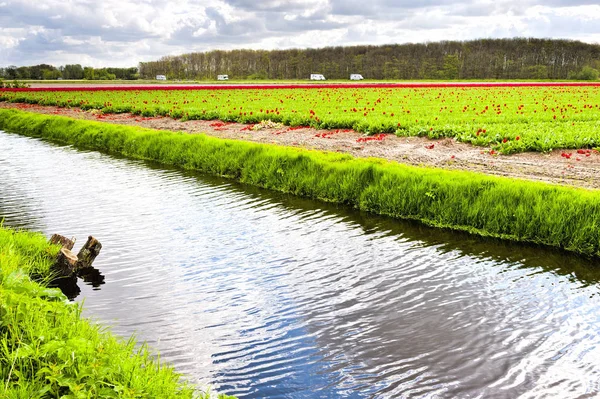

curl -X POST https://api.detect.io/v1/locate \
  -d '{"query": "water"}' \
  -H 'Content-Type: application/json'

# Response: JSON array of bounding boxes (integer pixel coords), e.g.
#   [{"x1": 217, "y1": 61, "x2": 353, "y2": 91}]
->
[{"x1": 2, "y1": 130, "x2": 600, "y2": 398}]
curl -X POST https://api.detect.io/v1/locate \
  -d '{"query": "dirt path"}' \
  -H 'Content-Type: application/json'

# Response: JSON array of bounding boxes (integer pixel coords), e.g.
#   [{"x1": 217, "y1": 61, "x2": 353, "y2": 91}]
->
[{"x1": 3, "y1": 102, "x2": 600, "y2": 190}]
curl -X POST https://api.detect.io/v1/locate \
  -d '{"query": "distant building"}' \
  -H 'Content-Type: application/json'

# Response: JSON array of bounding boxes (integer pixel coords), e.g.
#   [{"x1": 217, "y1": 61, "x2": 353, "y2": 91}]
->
[
  {"x1": 310, "y1": 74, "x2": 326, "y2": 80},
  {"x1": 217, "y1": 75, "x2": 229, "y2": 80},
  {"x1": 156, "y1": 75, "x2": 167, "y2": 81}
]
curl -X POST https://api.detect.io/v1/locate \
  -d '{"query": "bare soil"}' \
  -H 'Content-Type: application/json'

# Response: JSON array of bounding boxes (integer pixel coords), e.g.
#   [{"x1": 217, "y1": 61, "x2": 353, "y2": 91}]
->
[{"x1": 3, "y1": 102, "x2": 600, "y2": 190}]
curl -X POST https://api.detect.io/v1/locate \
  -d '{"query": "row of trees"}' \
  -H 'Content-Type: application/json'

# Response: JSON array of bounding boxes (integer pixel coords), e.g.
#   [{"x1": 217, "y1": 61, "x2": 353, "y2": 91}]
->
[
  {"x1": 0, "y1": 64, "x2": 139, "y2": 80},
  {"x1": 2, "y1": 39, "x2": 598, "y2": 81},
  {"x1": 138, "y1": 38, "x2": 600, "y2": 80}
]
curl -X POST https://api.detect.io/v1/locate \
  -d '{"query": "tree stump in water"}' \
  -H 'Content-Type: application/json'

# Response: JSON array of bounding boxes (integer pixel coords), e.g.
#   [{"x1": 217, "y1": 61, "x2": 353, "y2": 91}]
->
[
  {"x1": 76, "y1": 236, "x2": 102, "y2": 269},
  {"x1": 50, "y1": 234, "x2": 102, "y2": 278},
  {"x1": 54, "y1": 247, "x2": 79, "y2": 277},
  {"x1": 48, "y1": 234, "x2": 104, "y2": 299},
  {"x1": 49, "y1": 234, "x2": 75, "y2": 251}
]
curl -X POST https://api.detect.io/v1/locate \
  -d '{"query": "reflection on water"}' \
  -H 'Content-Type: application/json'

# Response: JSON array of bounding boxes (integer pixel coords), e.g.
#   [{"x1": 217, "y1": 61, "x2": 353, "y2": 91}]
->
[
  {"x1": 1, "y1": 131, "x2": 600, "y2": 398},
  {"x1": 48, "y1": 266, "x2": 105, "y2": 300}
]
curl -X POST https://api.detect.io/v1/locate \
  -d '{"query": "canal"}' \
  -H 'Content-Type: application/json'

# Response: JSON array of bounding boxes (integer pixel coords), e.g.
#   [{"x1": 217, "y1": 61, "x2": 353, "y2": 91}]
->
[{"x1": 1, "y1": 130, "x2": 600, "y2": 398}]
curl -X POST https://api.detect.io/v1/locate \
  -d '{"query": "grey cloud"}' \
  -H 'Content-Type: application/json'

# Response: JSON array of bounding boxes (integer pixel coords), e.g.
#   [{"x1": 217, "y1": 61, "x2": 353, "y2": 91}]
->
[
  {"x1": 12, "y1": 29, "x2": 129, "y2": 58},
  {"x1": 329, "y1": 0, "x2": 463, "y2": 16},
  {"x1": 527, "y1": 12, "x2": 600, "y2": 35},
  {"x1": 205, "y1": 7, "x2": 264, "y2": 36},
  {"x1": 329, "y1": 0, "x2": 599, "y2": 19},
  {"x1": 13, "y1": 30, "x2": 68, "y2": 53},
  {"x1": 204, "y1": 7, "x2": 226, "y2": 26},
  {"x1": 328, "y1": 0, "x2": 379, "y2": 16},
  {"x1": 449, "y1": 2, "x2": 524, "y2": 17},
  {"x1": 4, "y1": 31, "x2": 166, "y2": 67},
  {"x1": 167, "y1": 11, "x2": 343, "y2": 47},
  {"x1": 167, "y1": 18, "x2": 211, "y2": 45},
  {"x1": 268, "y1": 18, "x2": 346, "y2": 32},
  {"x1": 221, "y1": 0, "x2": 314, "y2": 12},
  {"x1": 168, "y1": 8, "x2": 270, "y2": 46},
  {"x1": 264, "y1": 12, "x2": 348, "y2": 33},
  {"x1": 342, "y1": 25, "x2": 381, "y2": 43},
  {"x1": 0, "y1": 1, "x2": 157, "y2": 42},
  {"x1": 531, "y1": 0, "x2": 600, "y2": 6},
  {"x1": 201, "y1": 4, "x2": 346, "y2": 38}
]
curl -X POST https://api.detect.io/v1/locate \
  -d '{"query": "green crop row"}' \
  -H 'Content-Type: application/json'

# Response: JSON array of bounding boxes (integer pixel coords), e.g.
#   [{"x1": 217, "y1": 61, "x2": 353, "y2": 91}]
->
[
  {"x1": 2, "y1": 86, "x2": 600, "y2": 153},
  {"x1": 1, "y1": 108, "x2": 600, "y2": 257}
]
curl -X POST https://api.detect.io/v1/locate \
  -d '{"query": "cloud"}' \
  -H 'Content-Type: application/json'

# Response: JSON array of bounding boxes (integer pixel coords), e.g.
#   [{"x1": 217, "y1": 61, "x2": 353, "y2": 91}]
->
[
  {"x1": 0, "y1": 0, "x2": 160, "y2": 41},
  {"x1": 0, "y1": 0, "x2": 599, "y2": 68},
  {"x1": 221, "y1": 0, "x2": 323, "y2": 12}
]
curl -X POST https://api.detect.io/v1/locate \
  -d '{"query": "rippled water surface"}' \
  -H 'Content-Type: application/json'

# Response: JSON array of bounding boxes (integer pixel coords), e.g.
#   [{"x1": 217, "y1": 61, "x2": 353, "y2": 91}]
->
[{"x1": 2, "y1": 131, "x2": 600, "y2": 398}]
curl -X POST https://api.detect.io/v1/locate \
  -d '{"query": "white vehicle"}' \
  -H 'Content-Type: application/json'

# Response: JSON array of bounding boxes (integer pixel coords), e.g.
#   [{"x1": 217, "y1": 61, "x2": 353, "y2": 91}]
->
[
  {"x1": 310, "y1": 74, "x2": 326, "y2": 81},
  {"x1": 350, "y1": 74, "x2": 364, "y2": 80},
  {"x1": 217, "y1": 74, "x2": 229, "y2": 81},
  {"x1": 156, "y1": 75, "x2": 167, "y2": 81}
]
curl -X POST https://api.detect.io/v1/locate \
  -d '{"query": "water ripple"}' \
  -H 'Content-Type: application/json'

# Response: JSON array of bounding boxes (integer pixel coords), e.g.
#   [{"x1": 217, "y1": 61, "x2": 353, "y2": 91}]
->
[{"x1": 2, "y1": 131, "x2": 600, "y2": 398}]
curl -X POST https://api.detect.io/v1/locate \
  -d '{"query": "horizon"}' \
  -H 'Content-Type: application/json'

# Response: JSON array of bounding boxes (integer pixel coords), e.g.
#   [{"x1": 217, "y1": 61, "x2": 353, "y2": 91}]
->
[{"x1": 1, "y1": 1, "x2": 599, "y2": 68}]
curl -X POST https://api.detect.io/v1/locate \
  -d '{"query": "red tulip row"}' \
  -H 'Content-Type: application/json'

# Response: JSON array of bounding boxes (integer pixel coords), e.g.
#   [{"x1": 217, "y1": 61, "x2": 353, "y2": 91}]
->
[{"x1": 3, "y1": 82, "x2": 600, "y2": 92}]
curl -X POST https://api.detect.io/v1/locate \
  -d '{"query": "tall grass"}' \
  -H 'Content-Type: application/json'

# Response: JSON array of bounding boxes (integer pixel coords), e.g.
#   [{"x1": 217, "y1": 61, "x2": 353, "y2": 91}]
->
[
  {"x1": 1, "y1": 108, "x2": 600, "y2": 256},
  {"x1": 0, "y1": 225, "x2": 234, "y2": 398}
]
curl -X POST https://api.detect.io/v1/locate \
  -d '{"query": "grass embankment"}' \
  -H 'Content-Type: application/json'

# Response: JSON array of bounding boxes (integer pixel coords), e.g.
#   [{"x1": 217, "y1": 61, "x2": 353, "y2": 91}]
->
[
  {"x1": 0, "y1": 226, "x2": 227, "y2": 399},
  {"x1": 1, "y1": 108, "x2": 600, "y2": 257},
  {"x1": 3, "y1": 85, "x2": 600, "y2": 153}
]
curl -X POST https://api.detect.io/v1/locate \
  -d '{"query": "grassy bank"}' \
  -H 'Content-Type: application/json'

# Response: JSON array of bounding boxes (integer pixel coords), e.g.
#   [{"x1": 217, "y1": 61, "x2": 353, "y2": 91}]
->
[
  {"x1": 1, "y1": 108, "x2": 600, "y2": 257},
  {"x1": 0, "y1": 225, "x2": 233, "y2": 398}
]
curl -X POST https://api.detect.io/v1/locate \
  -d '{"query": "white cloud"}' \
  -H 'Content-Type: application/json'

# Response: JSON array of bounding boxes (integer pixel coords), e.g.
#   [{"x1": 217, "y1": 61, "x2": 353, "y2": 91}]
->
[{"x1": 0, "y1": 0, "x2": 599, "y2": 68}]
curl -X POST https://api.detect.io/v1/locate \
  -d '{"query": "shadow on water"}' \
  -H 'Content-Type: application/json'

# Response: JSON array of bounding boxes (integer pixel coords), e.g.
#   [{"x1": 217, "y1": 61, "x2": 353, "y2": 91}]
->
[{"x1": 48, "y1": 267, "x2": 106, "y2": 300}]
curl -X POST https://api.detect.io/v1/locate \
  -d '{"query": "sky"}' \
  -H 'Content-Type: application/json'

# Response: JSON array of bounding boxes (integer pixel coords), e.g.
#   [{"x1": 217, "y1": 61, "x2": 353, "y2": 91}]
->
[{"x1": 1, "y1": 0, "x2": 600, "y2": 68}]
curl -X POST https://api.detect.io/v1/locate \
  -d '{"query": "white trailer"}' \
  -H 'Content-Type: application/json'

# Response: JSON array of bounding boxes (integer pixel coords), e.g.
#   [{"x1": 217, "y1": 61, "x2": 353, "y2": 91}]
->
[
  {"x1": 156, "y1": 75, "x2": 167, "y2": 81},
  {"x1": 310, "y1": 74, "x2": 326, "y2": 80},
  {"x1": 350, "y1": 74, "x2": 364, "y2": 80},
  {"x1": 217, "y1": 74, "x2": 229, "y2": 80}
]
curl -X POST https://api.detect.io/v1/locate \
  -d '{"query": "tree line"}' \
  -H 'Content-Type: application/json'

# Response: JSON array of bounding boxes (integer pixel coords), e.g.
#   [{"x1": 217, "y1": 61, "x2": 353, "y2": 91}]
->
[
  {"x1": 2, "y1": 38, "x2": 599, "y2": 82},
  {"x1": 0, "y1": 64, "x2": 139, "y2": 80},
  {"x1": 138, "y1": 38, "x2": 600, "y2": 80}
]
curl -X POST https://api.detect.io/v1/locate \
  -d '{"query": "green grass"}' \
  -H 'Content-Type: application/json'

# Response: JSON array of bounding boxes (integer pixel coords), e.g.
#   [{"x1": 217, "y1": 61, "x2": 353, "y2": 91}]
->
[
  {"x1": 0, "y1": 225, "x2": 235, "y2": 398},
  {"x1": 1, "y1": 108, "x2": 600, "y2": 257},
  {"x1": 2, "y1": 85, "x2": 600, "y2": 153}
]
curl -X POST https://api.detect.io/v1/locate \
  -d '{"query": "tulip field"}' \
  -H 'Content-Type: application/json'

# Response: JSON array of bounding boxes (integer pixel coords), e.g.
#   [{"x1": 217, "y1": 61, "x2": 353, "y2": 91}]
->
[{"x1": 2, "y1": 84, "x2": 600, "y2": 153}]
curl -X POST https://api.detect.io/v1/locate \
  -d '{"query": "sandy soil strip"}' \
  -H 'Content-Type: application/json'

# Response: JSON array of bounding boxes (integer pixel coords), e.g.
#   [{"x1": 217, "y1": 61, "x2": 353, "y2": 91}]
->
[{"x1": 2, "y1": 101, "x2": 599, "y2": 190}]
